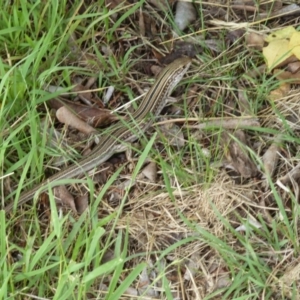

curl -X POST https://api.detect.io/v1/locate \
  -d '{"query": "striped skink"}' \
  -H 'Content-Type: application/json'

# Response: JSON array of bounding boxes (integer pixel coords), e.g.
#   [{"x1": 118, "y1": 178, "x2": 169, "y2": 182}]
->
[{"x1": 4, "y1": 57, "x2": 191, "y2": 212}]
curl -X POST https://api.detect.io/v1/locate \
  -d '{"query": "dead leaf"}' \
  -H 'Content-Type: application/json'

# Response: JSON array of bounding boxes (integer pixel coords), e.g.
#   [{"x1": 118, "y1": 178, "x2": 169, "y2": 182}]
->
[
  {"x1": 226, "y1": 29, "x2": 245, "y2": 44},
  {"x1": 245, "y1": 32, "x2": 265, "y2": 50},
  {"x1": 74, "y1": 194, "x2": 89, "y2": 214},
  {"x1": 274, "y1": 69, "x2": 300, "y2": 84},
  {"x1": 48, "y1": 97, "x2": 117, "y2": 128},
  {"x1": 222, "y1": 130, "x2": 258, "y2": 178},
  {"x1": 287, "y1": 61, "x2": 300, "y2": 73},
  {"x1": 141, "y1": 162, "x2": 157, "y2": 182},
  {"x1": 54, "y1": 185, "x2": 76, "y2": 212},
  {"x1": 56, "y1": 106, "x2": 97, "y2": 135}
]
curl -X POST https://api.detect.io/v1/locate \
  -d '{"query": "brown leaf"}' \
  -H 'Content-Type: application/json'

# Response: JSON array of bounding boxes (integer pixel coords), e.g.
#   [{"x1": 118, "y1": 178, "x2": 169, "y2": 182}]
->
[
  {"x1": 48, "y1": 97, "x2": 117, "y2": 128},
  {"x1": 274, "y1": 69, "x2": 300, "y2": 84},
  {"x1": 287, "y1": 61, "x2": 300, "y2": 73},
  {"x1": 141, "y1": 162, "x2": 157, "y2": 182},
  {"x1": 222, "y1": 130, "x2": 258, "y2": 178},
  {"x1": 226, "y1": 29, "x2": 245, "y2": 44},
  {"x1": 245, "y1": 32, "x2": 265, "y2": 50},
  {"x1": 74, "y1": 194, "x2": 89, "y2": 214},
  {"x1": 56, "y1": 106, "x2": 97, "y2": 135},
  {"x1": 54, "y1": 185, "x2": 77, "y2": 212}
]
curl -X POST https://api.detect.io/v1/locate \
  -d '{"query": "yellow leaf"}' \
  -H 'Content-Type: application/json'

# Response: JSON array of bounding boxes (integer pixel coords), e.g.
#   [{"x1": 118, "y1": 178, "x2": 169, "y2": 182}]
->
[
  {"x1": 263, "y1": 39, "x2": 292, "y2": 70},
  {"x1": 289, "y1": 31, "x2": 300, "y2": 59},
  {"x1": 265, "y1": 26, "x2": 296, "y2": 42}
]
